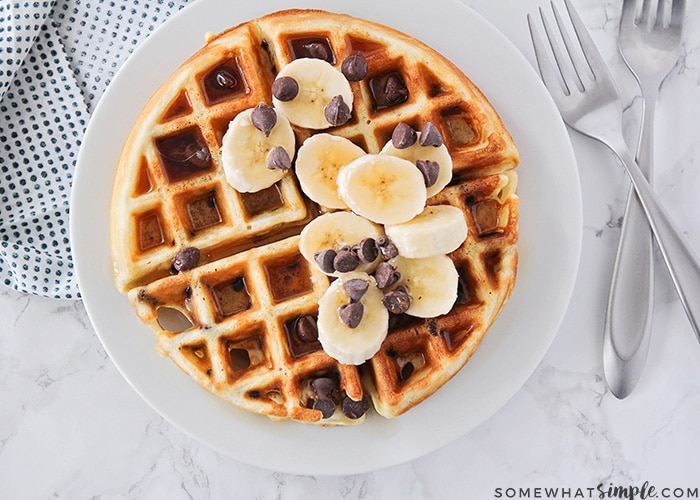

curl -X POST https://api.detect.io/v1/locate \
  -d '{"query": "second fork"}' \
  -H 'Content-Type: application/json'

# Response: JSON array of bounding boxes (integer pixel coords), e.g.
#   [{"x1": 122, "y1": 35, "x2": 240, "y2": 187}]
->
[
  {"x1": 528, "y1": 0, "x2": 700, "y2": 355},
  {"x1": 604, "y1": 0, "x2": 686, "y2": 399}
]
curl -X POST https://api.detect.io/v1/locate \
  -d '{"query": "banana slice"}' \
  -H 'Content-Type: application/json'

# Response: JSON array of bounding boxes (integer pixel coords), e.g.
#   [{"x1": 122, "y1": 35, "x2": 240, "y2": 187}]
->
[
  {"x1": 388, "y1": 255, "x2": 459, "y2": 318},
  {"x1": 298, "y1": 211, "x2": 384, "y2": 275},
  {"x1": 317, "y1": 272, "x2": 389, "y2": 365},
  {"x1": 295, "y1": 134, "x2": 366, "y2": 209},
  {"x1": 272, "y1": 58, "x2": 353, "y2": 130},
  {"x1": 336, "y1": 154, "x2": 427, "y2": 225},
  {"x1": 221, "y1": 106, "x2": 295, "y2": 193},
  {"x1": 381, "y1": 131, "x2": 453, "y2": 198},
  {"x1": 385, "y1": 205, "x2": 468, "y2": 258}
]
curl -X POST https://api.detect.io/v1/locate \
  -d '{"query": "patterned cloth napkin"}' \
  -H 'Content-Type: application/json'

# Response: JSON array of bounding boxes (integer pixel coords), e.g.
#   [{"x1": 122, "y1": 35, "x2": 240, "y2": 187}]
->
[{"x1": 0, "y1": 0, "x2": 191, "y2": 299}]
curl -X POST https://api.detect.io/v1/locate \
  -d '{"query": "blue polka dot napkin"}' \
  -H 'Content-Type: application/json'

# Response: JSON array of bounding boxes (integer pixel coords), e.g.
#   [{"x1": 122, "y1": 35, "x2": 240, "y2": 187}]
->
[{"x1": 0, "y1": 0, "x2": 190, "y2": 299}]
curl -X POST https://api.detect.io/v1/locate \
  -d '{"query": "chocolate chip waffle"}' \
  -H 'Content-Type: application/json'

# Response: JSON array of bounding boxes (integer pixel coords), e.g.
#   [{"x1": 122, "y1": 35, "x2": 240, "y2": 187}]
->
[{"x1": 110, "y1": 8, "x2": 519, "y2": 424}]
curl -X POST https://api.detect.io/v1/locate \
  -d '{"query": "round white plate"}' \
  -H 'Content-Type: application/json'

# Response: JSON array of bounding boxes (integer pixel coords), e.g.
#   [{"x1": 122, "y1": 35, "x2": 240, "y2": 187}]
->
[{"x1": 71, "y1": 0, "x2": 581, "y2": 476}]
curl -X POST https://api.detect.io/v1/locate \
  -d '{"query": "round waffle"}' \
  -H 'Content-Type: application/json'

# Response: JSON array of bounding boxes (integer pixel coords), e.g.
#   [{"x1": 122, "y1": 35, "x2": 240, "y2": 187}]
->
[{"x1": 110, "y1": 8, "x2": 519, "y2": 425}]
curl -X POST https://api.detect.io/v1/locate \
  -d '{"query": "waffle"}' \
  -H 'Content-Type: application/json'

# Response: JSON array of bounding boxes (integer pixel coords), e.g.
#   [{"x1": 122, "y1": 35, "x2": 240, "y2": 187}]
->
[{"x1": 110, "y1": 9, "x2": 520, "y2": 425}]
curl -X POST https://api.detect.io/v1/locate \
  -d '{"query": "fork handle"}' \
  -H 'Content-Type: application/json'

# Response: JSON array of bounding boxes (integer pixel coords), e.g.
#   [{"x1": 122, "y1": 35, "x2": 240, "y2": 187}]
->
[
  {"x1": 603, "y1": 97, "x2": 656, "y2": 398},
  {"x1": 610, "y1": 140, "x2": 700, "y2": 344}
]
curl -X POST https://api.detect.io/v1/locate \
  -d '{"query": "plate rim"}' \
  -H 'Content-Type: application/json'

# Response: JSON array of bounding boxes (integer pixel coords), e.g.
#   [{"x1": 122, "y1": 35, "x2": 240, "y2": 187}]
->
[{"x1": 70, "y1": 0, "x2": 582, "y2": 475}]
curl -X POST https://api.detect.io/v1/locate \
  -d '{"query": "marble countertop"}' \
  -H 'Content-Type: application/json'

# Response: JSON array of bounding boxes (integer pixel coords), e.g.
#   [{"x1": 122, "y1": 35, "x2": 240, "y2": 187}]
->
[{"x1": 2, "y1": 0, "x2": 700, "y2": 497}]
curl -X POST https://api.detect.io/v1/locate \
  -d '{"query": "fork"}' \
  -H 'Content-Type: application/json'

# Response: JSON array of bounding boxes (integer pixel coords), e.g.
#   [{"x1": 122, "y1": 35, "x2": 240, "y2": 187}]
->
[
  {"x1": 604, "y1": 0, "x2": 686, "y2": 399},
  {"x1": 527, "y1": 0, "x2": 700, "y2": 350}
]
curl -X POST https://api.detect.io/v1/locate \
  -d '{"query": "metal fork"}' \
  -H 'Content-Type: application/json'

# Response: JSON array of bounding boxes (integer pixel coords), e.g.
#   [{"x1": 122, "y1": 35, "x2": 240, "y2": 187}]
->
[
  {"x1": 605, "y1": 0, "x2": 686, "y2": 399},
  {"x1": 527, "y1": 0, "x2": 700, "y2": 351}
]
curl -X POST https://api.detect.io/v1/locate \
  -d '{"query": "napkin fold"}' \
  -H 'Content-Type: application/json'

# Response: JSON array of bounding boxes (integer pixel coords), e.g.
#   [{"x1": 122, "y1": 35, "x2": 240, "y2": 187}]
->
[{"x1": 0, "y1": 0, "x2": 190, "y2": 299}]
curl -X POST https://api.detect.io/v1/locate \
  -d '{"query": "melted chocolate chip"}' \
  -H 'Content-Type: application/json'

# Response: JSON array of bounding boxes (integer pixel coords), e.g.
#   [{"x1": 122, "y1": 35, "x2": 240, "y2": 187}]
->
[
  {"x1": 171, "y1": 246, "x2": 200, "y2": 272},
  {"x1": 370, "y1": 71, "x2": 409, "y2": 110},
  {"x1": 333, "y1": 249, "x2": 360, "y2": 273},
  {"x1": 342, "y1": 395, "x2": 370, "y2": 419},
  {"x1": 314, "y1": 249, "x2": 337, "y2": 273},
  {"x1": 313, "y1": 397, "x2": 336, "y2": 419},
  {"x1": 289, "y1": 37, "x2": 335, "y2": 63},
  {"x1": 266, "y1": 146, "x2": 291, "y2": 171},
  {"x1": 324, "y1": 95, "x2": 351, "y2": 127},
  {"x1": 303, "y1": 42, "x2": 331, "y2": 61},
  {"x1": 416, "y1": 159, "x2": 440, "y2": 187},
  {"x1": 311, "y1": 377, "x2": 337, "y2": 399},
  {"x1": 400, "y1": 361, "x2": 415, "y2": 380},
  {"x1": 272, "y1": 76, "x2": 299, "y2": 101},
  {"x1": 382, "y1": 286, "x2": 412, "y2": 314},
  {"x1": 339, "y1": 302, "x2": 364, "y2": 328},
  {"x1": 343, "y1": 278, "x2": 369, "y2": 302},
  {"x1": 391, "y1": 122, "x2": 417, "y2": 149},
  {"x1": 157, "y1": 132, "x2": 211, "y2": 172},
  {"x1": 294, "y1": 315, "x2": 318, "y2": 343},
  {"x1": 374, "y1": 261, "x2": 401, "y2": 289},
  {"x1": 251, "y1": 103, "x2": 277, "y2": 137},
  {"x1": 341, "y1": 53, "x2": 368, "y2": 81},
  {"x1": 214, "y1": 68, "x2": 238, "y2": 89},
  {"x1": 419, "y1": 122, "x2": 444, "y2": 147}
]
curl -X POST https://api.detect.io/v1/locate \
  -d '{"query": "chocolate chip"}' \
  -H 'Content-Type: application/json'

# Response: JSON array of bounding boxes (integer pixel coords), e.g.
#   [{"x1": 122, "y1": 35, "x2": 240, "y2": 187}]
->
[
  {"x1": 374, "y1": 261, "x2": 401, "y2": 289},
  {"x1": 381, "y1": 73, "x2": 409, "y2": 107},
  {"x1": 271, "y1": 76, "x2": 299, "y2": 101},
  {"x1": 266, "y1": 146, "x2": 291, "y2": 171},
  {"x1": 171, "y1": 247, "x2": 200, "y2": 272},
  {"x1": 342, "y1": 395, "x2": 370, "y2": 419},
  {"x1": 214, "y1": 68, "x2": 238, "y2": 89},
  {"x1": 294, "y1": 315, "x2": 318, "y2": 342},
  {"x1": 343, "y1": 278, "x2": 369, "y2": 302},
  {"x1": 400, "y1": 361, "x2": 415, "y2": 380},
  {"x1": 419, "y1": 121, "x2": 443, "y2": 147},
  {"x1": 251, "y1": 103, "x2": 277, "y2": 137},
  {"x1": 161, "y1": 136, "x2": 211, "y2": 169},
  {"x1": 324, "y1": 95, "x2": 351, "y2": 127},
  {"x1": 416, "y1": 159, "x2": 440, "y2": 187},
  {"x1": 391, "y1": 122, "x2": 417, "y2": 149},
  {"x1": 311, "y1": 377, "x2": 337, "y2": 399},
  {"x1": 304, "y1": 42, "x2": 331, "y2": 61},
  {"x1": 339, "y1": 302, "x2": 364, "y2": 328},
  {"x1": 313, "y1": 397, "x2": 336, "y2": 419},
  {"x1": 376, "y1": 236, "x2": 399, "y2": 259},
  {"x1": 314, "y1": 249, "x2": 337, "y2": 273},
  {"x1": 187, "y1": 147, "x2": 211, "y2": 169},
  {"x1": 382, "y1": 286, "x2": 412, "y2": 314},
  {"x1": 356, "y1": 237, "x2": 379, "y2": 263},
  {"x1": 341, "y1": 53, "x2": 368, "y2": 81},
  {"x1": 333, "y1": 249, "x2": 360, "y2": 273}
]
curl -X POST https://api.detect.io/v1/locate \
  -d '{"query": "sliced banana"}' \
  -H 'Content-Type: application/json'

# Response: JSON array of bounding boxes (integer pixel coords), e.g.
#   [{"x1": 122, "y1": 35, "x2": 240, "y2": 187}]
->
[
  {"x1": 298, "y1": 211, "x2": 384, "y2": 275},
  {"x1": 317, "y1": 272, "x2": 389, "y2": 365},
  {"x1": 381, "y1": 132, "x2": 453, "y2": 198},
  {"x1": 385, "y1": 204, "x2": 468, "y2": 258},
  {"x1": 221, "y1": 106, "x2": 295, "y2": 193},
  {"x1": 336, "y1": 154, "x2": 427, "y2": 225},
  {"x1": 388, "y1": 255, "x2": 459, "y2": 318},
  {"x1": 272, "y1": 58, "x2": 353, "y2": 130},
  {"x1": 295, "y1": 134, "x2": 366, "y2": 209}
]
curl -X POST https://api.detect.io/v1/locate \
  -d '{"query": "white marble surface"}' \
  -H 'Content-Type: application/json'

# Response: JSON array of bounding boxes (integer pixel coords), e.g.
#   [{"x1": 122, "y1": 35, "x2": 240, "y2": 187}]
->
[{"x1": 2, "y1": 0, "x2": 700, "y2": 498}]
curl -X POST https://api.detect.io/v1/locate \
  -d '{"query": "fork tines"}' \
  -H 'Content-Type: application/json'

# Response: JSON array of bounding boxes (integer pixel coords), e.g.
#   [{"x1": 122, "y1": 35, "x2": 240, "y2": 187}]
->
[
  {"x1": 621, "y1": 0, "x2": 686, "y2": 30},
  {"x1": 527, "y1": 0, "x2": 617, "y2": 101}
]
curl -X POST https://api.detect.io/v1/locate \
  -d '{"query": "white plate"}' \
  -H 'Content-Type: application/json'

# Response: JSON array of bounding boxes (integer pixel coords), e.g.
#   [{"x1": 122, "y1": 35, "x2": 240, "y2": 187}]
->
[{"x1": 70, "y1": 0, "x2": 581, "y2": 476}]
